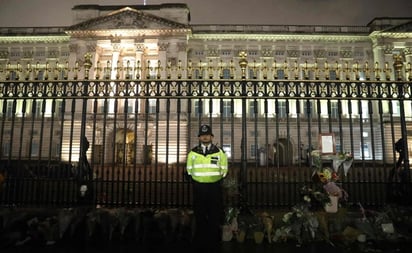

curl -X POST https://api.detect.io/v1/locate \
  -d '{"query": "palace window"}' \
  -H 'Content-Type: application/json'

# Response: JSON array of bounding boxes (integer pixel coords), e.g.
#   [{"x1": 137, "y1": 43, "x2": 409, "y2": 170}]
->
[
  {"x1": 361, "y1": 142, "x2": 371, "y2": 159},
  {"x1": 148, "y1": 99, "x2": 157, "y2": 114},
  {"x1": 277, "y1": 69, "x2": 285, "y2": 79},
  {"x1": 35, "y1": 100, "x2": 43, "y2": 118},
  {"x1": 392, "y1": 101, "x2": 400, "y2": 115},
  {"x1": 249, "y1": 100, "x2": 257, "y2": 118},
  {"x1": 276, "y1": 100, "x2": 287, "y2": 118},
  {"x1": 303, "y1": 100, "x2": 316, "y2": 118},
  {"x1": 329, "y1": 70, "x2": 337, "y2": 80},
  {"x1": 1, "y1": 142, "x2": 10, "y2": 158},
  {"x1": 31, "y1": 141, "x2": 39, "y2": 157},
  {"x1": 194, "y1": 100, "x2": 202, "y2": 117},
  {"x1": 54, "y1": 100, "x2": 63, "y2": 119},
  {"x1": 250, "y1": 143, "x2": 257, "y2": 158},
  {"x1": 36, "y1": 70, "x2": 44, "y2": 80},
  {"x1": 330, "y1": 101, "x2": 339, "y2": 119},
  {"x1": 222, "y1": 100, "x2": 231, "y2": 118},
  {"x1": 222, "y1": 68, "x2": 230, "y2": 79},
  {"x1": 6, "y1": 100, "x2": 13, "y2": 118}
]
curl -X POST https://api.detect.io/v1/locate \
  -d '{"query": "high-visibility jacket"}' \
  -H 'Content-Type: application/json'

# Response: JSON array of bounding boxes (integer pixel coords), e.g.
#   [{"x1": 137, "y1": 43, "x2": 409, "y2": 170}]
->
[{"x1": 186, "y1": 144, "x2": 228, "y2": 183}]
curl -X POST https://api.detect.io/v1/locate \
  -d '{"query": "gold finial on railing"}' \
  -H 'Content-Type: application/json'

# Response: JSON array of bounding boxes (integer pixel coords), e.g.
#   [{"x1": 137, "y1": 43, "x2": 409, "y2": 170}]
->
[
  {"x1": 16, "y1": 62, "x2": 22, "y2": 80},
  {"x1": 303, "y1": 61, "x2": 309, "y2": 80},
  {"x1": 166, "y1": 60, "x2": 172, "y2": 79},
  {"x1": 95, "y1": 61, "x2": 101, "y2": 80},
  {"x1": 324, "y1": 61, "x2": 329, "y2": 80},
  {"x1": 156, "y1": 60, "x2": 162, "y2": 79},
  {"x1": 238, "y1": 51, "x2": 248, "y2": 79},
  {"x1": 63, "y1": 61, "x2": 69, "y2": 80},
  {"x1": 251, "y1": 60, "x2": 258, "y2": 79},
  {"x1": 313, "y1": 61, "x2": 319, "y2": 80},
  {"x1": 219, "y1": 60, "x2": 224, "y2": 79},
  {"x1": 353, "y1": 61, "x2": 360, "y2": 80},
  {"x1": 124, "y1": 60, "x2": 132, "y2": 79},
  {"x1": 6, "y1": 62, "x2": 12, "y2": 80},
  {"x1": 34, "y1": 62, "x2": 41, "y2": 80},
  {"x1": 25, "y1": 62, "x2": 32, "y2": 80},
  {"x1": 4, "y1": 62, "x2": 11, "y2": 80},
  {"x1": 73, "y1": 61, "x2": 80, "y2": 80},
  {"x1": 272, "y1": 60, "x2": 278, "y2": 79},
  {"x1": 198, "y1": 60, "x2": 204, "y2": 79},
  {"x1": 373, "y1": 62, "x2": 381, "y2": 81},
  {"x1": 44, "y1": 62, "x2": 51, "y2": 80},
  {"x1": 135, "y1": 60, "x2": 141, "y2": 79},
  {"x1": 177, "y1": 60, "x2": 182, "y2": 79},
  {"x1": 104, "y1": 61, "x2": 111, "y2": 80},
  {"x1": 261, "y1": 60, "x2": 268, "y2": 80},
  {"x1": 146, "y1": 60, "x2": 152, "y2": 79},
  {"x1": 384, "y1": 62, "x2": 392, "y2": 81},
  {"x1": 293, "y1": 60, "x2": 299, "y2": 80},
  {"x1": 115, "y1": 60, "x2": 122, "y2": 79},
  {"x1": 363, "y1": 61, "x2": 370, "y2": 80},
  {"x1": 343, "y1": 61, "x2": 350, "y2": 80},
  {"x1": 208, "y1": 59, "x2": 214, "y2": 79},
  {"x1": 83, "y1": 53, "x2": 93, "y2": 80},
  {"x1": 52, "y1": 61, "x2": 59, "y2": 80},
  {"x1": 393, "y1": 54, "x2": 404, "y2": 81},
  {"x1": 187, "y1": 60, "x2": 192, "y2": 79},
  {"x1": 283, "y1": 60, "x2": 288, "y2": 79},
  {"x1": 334, "y1": 61, "x2": 340, "y2": 80},
  {"x1": 406, "y1": 62, "x2": 412, "y2": 81},
  {"x1": 229, "y1": 60, "x2": 235, "y2": 79}
]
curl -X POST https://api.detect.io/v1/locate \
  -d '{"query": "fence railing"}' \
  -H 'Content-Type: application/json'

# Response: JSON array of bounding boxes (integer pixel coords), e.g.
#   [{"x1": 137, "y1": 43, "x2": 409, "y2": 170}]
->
[{"x1": 0, "y1": 54, "x2": 411, "y2": 210}]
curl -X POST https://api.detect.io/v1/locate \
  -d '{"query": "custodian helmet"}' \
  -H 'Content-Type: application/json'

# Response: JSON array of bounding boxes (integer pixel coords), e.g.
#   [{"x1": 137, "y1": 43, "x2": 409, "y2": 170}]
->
[{"x1": 198, "y1": 124, "x2": 214, "y2": 137}]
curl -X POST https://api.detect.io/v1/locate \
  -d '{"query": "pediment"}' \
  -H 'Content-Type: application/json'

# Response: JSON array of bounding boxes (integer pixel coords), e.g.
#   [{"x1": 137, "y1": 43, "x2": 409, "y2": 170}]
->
[{"x1": 66, "y1": 7, "x2": 190, "y2": 32}]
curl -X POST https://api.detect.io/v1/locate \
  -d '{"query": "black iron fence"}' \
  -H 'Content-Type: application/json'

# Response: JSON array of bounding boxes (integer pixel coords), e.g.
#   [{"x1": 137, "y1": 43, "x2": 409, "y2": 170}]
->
[{"x1": 1, "y1": 57, "x2": 411, "y2": 210}]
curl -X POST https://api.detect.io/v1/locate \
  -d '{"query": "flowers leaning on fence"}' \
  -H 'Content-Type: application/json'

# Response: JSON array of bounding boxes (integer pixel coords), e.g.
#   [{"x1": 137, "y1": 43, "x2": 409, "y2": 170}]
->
[
  {"x1": 317, "y1": 167, "x2": 346, "y2": 199},
  {"x1": 308, "y1": 150, "x2": 348, "y2": 209}
]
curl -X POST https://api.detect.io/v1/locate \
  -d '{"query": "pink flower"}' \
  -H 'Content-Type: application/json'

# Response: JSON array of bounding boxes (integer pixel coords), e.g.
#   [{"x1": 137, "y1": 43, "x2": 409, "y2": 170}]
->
[{"x1": 323, "y1": 182, "x2": 342, "y2": 198}]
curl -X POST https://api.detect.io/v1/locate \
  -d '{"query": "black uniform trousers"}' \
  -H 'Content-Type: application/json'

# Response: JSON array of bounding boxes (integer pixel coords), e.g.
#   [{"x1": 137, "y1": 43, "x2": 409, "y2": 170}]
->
[{"x1": 192, "y1": 180, "x2": 223, "y2": 253}]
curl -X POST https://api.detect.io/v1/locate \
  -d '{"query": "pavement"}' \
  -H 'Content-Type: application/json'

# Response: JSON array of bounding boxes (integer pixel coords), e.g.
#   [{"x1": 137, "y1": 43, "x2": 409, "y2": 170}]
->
[{"x1": 2, "y1": 238, "x2": 412, "y2": 253}]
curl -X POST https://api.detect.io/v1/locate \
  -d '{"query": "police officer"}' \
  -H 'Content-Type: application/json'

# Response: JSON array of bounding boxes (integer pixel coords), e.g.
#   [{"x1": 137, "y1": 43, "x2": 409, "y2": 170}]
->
[{"x1": 186, "y1": 124, "x2": 228, "y2": 253}]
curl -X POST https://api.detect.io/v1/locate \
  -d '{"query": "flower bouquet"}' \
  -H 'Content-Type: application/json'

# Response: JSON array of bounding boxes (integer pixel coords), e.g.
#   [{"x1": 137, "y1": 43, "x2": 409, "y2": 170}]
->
[
  {"x1": 310, "y1": 150, "x2": 348, "y2": 212},
  {"x1": 273, "y1": 203, "x2": 319, "y2": 245},
  {"x1": 335, "y1": 152, "x2": 354, "y2": 176},
  {"x1": 338, "y1": 151, "x2": 353, "y2": 162},
  {"x1": 317, "y1": 167, "x2": 345, "y2": 199}
]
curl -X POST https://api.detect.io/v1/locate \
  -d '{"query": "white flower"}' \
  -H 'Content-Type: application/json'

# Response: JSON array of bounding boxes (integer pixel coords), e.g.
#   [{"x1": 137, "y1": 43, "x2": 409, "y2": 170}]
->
[
  {"x1": 282, "y1": 212, "x2": 292, "y2": 223},
  {"x1": 311, "y1": 150, "x2": 321, "y2": 157}
]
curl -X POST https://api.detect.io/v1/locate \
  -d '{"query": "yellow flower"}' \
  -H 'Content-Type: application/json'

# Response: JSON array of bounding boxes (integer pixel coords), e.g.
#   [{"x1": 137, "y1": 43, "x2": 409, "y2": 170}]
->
[
  {"x1": 322, "y1": 168, "x2": 332, "y2": 180},
  {"x1": 317, "y1": 168, "x2": 332, "y2": 183}
]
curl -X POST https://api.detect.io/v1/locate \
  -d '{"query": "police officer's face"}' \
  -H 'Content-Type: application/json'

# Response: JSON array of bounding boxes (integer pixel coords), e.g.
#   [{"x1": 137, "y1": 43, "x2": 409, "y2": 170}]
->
[{"x1": 198, "y1": 134, "x2": 213, "y2": 144}]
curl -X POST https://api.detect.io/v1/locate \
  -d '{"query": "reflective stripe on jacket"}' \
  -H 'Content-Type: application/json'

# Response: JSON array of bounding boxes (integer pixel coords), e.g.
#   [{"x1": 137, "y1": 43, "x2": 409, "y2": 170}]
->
[{"x1": 186, "y1": 145, "x2": 228, "y2": 183}]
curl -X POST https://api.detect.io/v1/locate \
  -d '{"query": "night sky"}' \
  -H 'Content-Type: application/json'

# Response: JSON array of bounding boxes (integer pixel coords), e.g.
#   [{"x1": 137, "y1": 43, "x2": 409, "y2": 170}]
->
[{"x1": 0, "y1": 0, "x2": 411, "y2": 27}]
